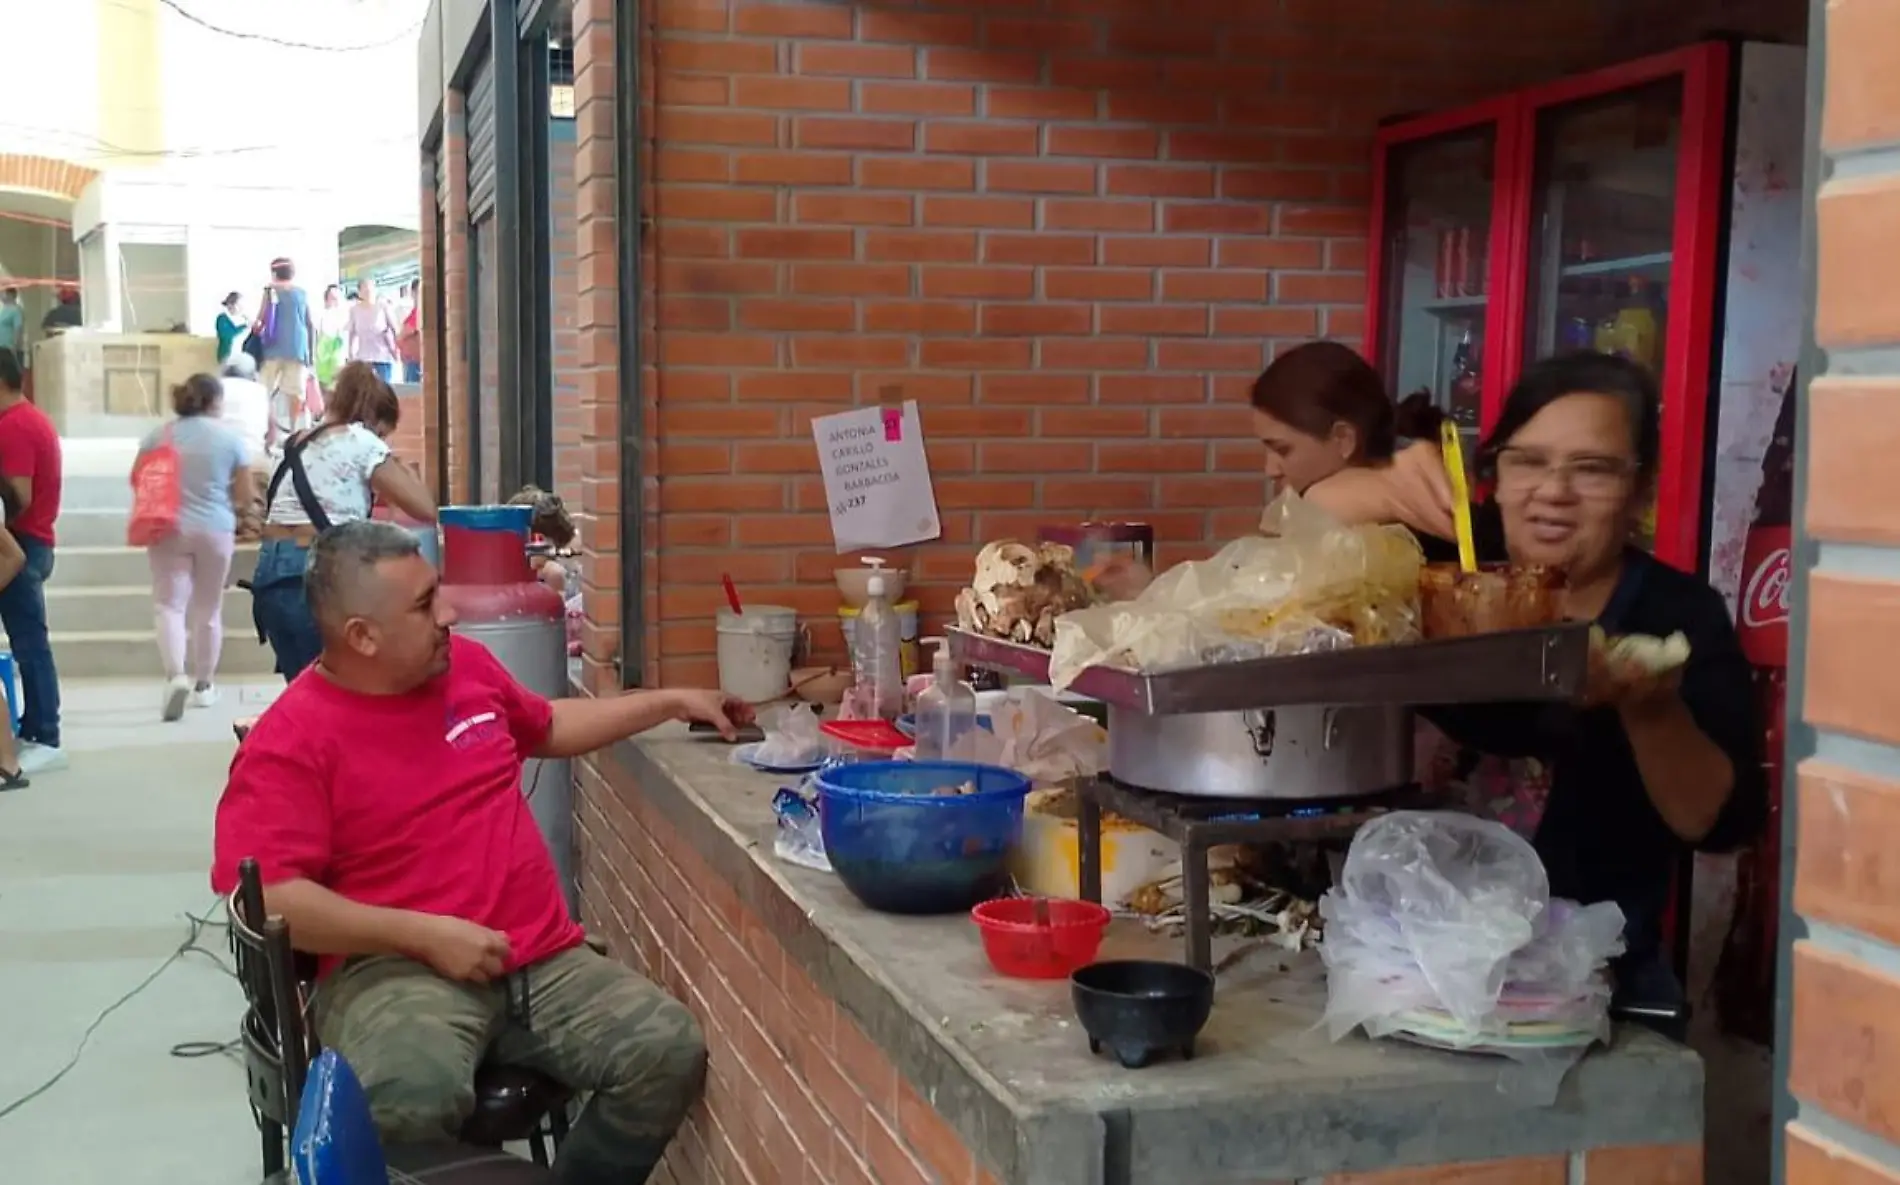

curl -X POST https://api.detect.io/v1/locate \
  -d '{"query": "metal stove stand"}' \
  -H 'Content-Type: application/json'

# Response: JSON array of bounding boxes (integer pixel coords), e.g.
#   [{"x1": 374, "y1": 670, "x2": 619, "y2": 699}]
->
[{"x1": 1075, "y1": 777, "x2": 1436, "y2": 974}]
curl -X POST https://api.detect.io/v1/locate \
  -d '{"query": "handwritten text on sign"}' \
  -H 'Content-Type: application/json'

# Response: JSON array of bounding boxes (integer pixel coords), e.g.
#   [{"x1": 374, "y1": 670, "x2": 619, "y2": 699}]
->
[{"x1": 812, "y1": 401, "x2": 941, "y2": 553}]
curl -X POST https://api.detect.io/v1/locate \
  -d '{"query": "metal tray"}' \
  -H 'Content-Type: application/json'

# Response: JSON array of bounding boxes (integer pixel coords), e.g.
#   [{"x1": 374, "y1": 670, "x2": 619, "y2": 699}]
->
[{"x1": 947, "y1": 623, "x2": 1590, "y2": 716}]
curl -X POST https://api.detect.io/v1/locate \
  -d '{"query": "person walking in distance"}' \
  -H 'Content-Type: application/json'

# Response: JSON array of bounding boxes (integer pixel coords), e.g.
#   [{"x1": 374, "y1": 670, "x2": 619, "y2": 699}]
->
[
  {"x1": 254, "y1": 259, "x2": 319, "y2": 450},
  {"x1": 346, "y1": 278, "x2": 400, "y2": 383},
  {"x1": 0, "y1": 348, "x2": 64, "y2": 772},
  {"x1": 397, "y1": 282, "x2": 422, "y2": 383},
  {"x1": 0, "y1": 288, "x2": 23, "y2": 355},
  {"x1": 138, "y1": 374, "x2": 255, "y2": 720}
]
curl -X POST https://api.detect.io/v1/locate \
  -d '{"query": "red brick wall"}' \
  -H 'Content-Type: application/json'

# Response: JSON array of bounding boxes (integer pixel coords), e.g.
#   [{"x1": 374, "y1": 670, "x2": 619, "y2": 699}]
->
[
  {"x1": 577, "y1": 759, "x2": 1004, "y2": 1185},
  {"x1": 622, "y1": 0, "x2": 1670, "y2": 685},
  {"x1": 551, "y1": 127, "x2": 587, "y2": 508}
]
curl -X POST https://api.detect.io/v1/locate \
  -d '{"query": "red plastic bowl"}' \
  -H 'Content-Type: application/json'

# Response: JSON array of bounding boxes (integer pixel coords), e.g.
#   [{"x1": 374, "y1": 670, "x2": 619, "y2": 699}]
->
[{"x1": 971, "y1": 897, "x2": 1112, "y2": 980}]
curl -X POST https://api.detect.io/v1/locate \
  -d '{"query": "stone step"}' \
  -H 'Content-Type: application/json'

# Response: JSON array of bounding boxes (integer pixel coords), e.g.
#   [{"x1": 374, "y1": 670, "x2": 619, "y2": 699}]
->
[
  {"x1": 42, "y1": 585, "x2": 255, "y2": 634},
  {"x1": 55, "y1": 509, "x2": 135, "y2": 548},
  {"x1": 51, "y1": 544, "x2": 260, "y2": 588},
  {"x1": 23, "y1": 630, "x2": 279, "y2": 679}
]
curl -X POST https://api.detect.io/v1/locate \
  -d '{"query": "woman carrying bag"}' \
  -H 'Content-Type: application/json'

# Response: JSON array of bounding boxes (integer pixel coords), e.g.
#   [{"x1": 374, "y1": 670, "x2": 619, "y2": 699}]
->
[
  {"x1": 130, "y1": 374, "x2": 255, "y2": 720},
  {"x1": 250, "y1": 363, "x2": 436, "y2": 681}
]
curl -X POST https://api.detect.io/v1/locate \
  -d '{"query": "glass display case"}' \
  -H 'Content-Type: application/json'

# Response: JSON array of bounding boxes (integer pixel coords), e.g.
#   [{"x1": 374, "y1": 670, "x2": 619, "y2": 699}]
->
[{"x1": 1366, "y1": 44, "x2": 1732, "y2": 571}]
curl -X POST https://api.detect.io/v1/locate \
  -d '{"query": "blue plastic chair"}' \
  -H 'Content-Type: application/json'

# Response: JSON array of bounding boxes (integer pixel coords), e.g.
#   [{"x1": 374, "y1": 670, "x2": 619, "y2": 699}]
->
[{"x1": 292, "y1": 1050, "x2": 389, "y2": 1185}]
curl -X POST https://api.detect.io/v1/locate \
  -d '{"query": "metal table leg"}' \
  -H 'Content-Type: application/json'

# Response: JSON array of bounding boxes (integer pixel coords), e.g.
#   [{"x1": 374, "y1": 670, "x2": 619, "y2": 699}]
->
[
  {"x1": 1077, "y1": 780, "x2": 1104, "y2": 904},
  {"x1": 1181, "y1": 833, "x2": 1212, "y2": 974}
]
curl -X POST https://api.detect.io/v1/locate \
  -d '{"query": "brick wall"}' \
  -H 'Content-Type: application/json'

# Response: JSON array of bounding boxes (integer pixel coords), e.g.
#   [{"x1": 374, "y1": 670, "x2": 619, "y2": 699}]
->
[
  {"x1": 1786, "y1": 2, "x2": 1900, "y2": 1183},
  {"x1": 577, "y1": 760, "x2": 1004, "y2": 1185},
  {"x1": 616, "y1": 0, "x2": 1679, "y2": 685},
  {"x1": 441, "y1": 91, "x2": 475, "y2": 504},
  {"x1": 551, "y1": 124, "x2": 587, "y2": 508}
]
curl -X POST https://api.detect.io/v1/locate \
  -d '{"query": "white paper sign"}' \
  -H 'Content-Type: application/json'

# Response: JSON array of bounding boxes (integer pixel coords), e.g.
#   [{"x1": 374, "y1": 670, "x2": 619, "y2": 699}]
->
[{"x1": 811, "y1": 401, "x2": 941, "y2": 553}]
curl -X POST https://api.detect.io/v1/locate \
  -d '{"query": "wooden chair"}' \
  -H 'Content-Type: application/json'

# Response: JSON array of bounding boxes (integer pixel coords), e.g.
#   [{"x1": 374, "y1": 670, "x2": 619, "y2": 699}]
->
[{"x1": 227, "y1": 859, "x2": 570, "y2": 1179}]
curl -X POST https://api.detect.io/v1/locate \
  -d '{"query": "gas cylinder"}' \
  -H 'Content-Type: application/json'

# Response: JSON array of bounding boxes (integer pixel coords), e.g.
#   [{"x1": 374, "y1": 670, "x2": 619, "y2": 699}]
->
[{"x1": 439, "y1": 505, "x2": 576, "y2": 917}]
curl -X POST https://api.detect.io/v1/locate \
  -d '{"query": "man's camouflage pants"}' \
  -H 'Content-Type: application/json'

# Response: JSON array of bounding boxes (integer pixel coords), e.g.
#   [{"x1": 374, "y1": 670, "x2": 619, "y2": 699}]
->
[{"x1": 314, "y1": 943, "x2": 706, "y2": 1184}]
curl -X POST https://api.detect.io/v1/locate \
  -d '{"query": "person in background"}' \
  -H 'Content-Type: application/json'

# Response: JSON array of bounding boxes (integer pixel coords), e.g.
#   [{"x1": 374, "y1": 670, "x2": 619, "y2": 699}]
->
[
  {"x1": 346, "y1": 278, "x2": 400, "y2": 383},
  {"x1": 214, "y1": 520, "x2": 740, "y2": 1175},
  {"x1": 397, "y1": 282, "x2": 422, "y2": 383},
  {"x1": 0, "y1": 288, "x2": 23, "y2": 355},
  {"x1": 217, "y1": 354, "x2": 272, "y2": 540},
  {"x1": 252, "y1": 362, "x2": 436, "y2": 681},
  {"x1": 255, "y1": 259, "x2": 319, "y2": 450},
  {"x1": 214, "y1": 292, "x2": 249, "y2": 364},
  {"x1": 316, "y1": 284, "x2": 348, "y2": 390},
  {"x1": 0, "y1": 348, "x2": 63, "y2": 772},
  {"x1": 0, "y1": 475, "x2": 29, "y2": 789},
  {"x1": 137, "y1": 374, "x2": 253, "y2": 720},
  {"x1": 40, "y1": 285, "x2": 81, "y2": 335}
]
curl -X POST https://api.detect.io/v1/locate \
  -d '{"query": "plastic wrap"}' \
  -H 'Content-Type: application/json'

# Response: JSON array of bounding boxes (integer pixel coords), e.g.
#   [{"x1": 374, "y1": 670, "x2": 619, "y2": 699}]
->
[
  {"x1": 1048, "y1": 492, "x2": 1423, "y2": 691},
  {"x1": 749, "y1": 705, "x2": 827, "y2": 768},
  {"x1": 1318, "y1": 811, "x2": 1625, "y2": 1103}
]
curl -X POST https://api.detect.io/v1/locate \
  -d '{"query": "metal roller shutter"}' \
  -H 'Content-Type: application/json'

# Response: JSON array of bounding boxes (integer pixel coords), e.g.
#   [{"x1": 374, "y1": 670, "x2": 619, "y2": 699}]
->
[{"x1": 467, "y1": 54, "x2": 498, "y2": 219}]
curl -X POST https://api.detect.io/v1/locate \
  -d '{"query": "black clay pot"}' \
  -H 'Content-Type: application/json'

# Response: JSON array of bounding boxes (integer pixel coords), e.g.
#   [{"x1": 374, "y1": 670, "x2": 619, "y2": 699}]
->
[{"x1": 1070, "y1": 959, "x2": 1215, "y2": 1069}]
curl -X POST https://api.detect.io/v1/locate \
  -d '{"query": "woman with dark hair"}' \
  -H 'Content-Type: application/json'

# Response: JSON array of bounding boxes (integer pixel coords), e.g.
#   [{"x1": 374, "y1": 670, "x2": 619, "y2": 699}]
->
[
  {"x1": 136, "y1": 373, "x2": 254, "y2": 720},
  {"x1": 214, "y1": 292, "x2": 249, "y2": 364},
  {"x1": 250, "y1": 362, "x2": 436, "y2": 680}
]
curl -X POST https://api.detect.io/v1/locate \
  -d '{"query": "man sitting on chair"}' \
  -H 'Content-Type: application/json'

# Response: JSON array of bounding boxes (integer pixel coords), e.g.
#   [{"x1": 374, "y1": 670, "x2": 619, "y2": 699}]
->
[{"x1": 211, "y1": 520, "x2": 749, "y2": 1183}]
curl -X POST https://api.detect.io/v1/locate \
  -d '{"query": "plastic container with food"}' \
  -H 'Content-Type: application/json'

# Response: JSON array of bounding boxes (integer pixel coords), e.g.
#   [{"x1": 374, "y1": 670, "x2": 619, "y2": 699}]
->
[
  {"x1": 1418, "y1": 563, "x2": 1565, "y2": 639},
  {"x1": 1013, "y1": 797, "x2": 1179, "y2": 909},
  {"x1": 814, "y1": 761, "x2": 1031, "y2": 915}
]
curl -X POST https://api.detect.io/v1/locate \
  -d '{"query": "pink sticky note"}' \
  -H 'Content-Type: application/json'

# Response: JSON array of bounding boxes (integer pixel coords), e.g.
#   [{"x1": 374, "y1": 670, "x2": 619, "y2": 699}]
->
[{"x1": 882, "y1": 407, "x2": 903, "y2": 442}]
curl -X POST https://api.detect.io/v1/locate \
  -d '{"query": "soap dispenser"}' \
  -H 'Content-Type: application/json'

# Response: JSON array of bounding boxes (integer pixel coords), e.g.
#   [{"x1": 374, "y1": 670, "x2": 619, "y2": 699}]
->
[{"x1": 912, "y1": 637, "x2": 977, "y2": 760}]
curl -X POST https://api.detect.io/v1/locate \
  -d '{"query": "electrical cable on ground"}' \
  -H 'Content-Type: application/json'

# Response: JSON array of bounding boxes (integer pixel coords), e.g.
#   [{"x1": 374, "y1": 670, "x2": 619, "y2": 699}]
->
[
  {"x1": 0, "y1": 903, "x2": 240, "y2": 1123},
  {"x1": 99, "y1": 0, "x2": 427, "y2": 53}
]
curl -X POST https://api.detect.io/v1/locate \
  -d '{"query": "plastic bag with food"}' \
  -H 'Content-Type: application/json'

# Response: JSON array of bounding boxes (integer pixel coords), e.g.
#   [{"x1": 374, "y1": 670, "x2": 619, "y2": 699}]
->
[
  {"x1": 938, "y1": 688, "x2": 1106, "y2": 786},
  {"x1": 1047, "y1": 491, "x2": 1423, "y2": 689},
  {"x1": 748, "y1": 705, "x2": 826, "y2": 768}
]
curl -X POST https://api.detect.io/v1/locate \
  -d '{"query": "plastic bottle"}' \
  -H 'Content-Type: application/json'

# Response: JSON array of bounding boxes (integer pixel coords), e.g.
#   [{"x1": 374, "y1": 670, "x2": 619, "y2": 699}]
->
[
  {"x1": 852, "y1": 574, "x2": 906, "y2": 720},
  {"x1": 912, "y1": 638, "x2": 977, "y2": 761}
]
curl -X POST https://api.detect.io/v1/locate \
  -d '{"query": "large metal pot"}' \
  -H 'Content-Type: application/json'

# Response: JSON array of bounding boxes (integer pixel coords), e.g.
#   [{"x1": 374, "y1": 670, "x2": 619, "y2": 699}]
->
[{"x1": 1107, "y1": 704, "x2": 1412, "y2": 800}]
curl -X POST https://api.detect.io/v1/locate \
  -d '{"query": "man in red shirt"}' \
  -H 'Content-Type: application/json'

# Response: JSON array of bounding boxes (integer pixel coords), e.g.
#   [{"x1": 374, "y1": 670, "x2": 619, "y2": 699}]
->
[
  {"x1": 0, "y1": 348, "x2": 63, "y2": 772},
  {"x1": 213, "y1": 520, "x2": 750, "y2": 1181}
]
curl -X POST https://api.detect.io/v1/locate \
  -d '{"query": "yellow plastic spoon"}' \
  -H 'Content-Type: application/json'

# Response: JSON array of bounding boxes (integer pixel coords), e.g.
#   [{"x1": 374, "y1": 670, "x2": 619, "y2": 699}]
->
[{"x1": 1439, "y1": 420, "x2": 1478, "y2": 573}]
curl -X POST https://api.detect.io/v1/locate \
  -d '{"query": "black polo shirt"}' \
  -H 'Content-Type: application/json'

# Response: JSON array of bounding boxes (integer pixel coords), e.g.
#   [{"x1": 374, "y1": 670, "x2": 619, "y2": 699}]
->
[{"x1": 1421, "y1": 517, "x2": 1766, "y2": 974}]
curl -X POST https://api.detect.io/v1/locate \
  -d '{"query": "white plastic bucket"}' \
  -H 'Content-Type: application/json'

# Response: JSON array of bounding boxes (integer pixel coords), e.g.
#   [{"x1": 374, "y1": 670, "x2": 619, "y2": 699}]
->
[{"x1": 716, "y1": 606, "x2": 798, "y2": 703}]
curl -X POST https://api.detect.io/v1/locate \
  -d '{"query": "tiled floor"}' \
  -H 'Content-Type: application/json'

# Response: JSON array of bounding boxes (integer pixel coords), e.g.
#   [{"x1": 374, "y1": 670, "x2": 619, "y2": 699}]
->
[{"x1": 0, "y1": 678, "x2": 284, "y2": 1185}]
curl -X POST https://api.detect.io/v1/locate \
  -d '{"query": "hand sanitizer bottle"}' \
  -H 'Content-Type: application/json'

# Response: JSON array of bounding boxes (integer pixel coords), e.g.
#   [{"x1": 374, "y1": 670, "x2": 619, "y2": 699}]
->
[
  {"x1": 912, "y1": 637, "x2": 977, "y2": 760},
  {"x1": 853, "y1": 575, "x2": 906, "y2": 719}
]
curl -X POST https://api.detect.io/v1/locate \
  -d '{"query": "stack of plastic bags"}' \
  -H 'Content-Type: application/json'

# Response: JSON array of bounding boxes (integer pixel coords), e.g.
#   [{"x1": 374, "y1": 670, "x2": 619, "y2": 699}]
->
[{"x1": 1318, "y1": 811, "x2": 1625, "y2": 1101}]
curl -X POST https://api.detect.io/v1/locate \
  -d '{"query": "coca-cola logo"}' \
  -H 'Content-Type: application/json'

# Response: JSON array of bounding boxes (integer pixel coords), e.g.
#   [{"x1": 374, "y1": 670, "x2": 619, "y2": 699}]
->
[{"x1": 1741, "y1": 547, "x2": 1792, "y2": 628}]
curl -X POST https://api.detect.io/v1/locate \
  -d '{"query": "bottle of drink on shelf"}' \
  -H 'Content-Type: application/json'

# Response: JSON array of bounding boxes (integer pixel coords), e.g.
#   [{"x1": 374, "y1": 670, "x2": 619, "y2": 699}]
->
[{"x1": 1614, "y1": 277, "x2": 1661, "y2": 371}]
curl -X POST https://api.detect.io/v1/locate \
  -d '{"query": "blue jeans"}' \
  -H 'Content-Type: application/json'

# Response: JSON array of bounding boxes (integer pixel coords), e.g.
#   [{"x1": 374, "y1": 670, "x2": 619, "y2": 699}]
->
[
  {"x1": 402, "y1": 361, "x2": 421, "y2": 383},
  {"x1": 0, "y1": 540, "x2": 59, "y2": 747},
  {"x1": 251, "y1": 539, "x2": 321, "y2": 682},
  {"x1": 368, "y1": 361, "x2": 395, "y2": 383}
]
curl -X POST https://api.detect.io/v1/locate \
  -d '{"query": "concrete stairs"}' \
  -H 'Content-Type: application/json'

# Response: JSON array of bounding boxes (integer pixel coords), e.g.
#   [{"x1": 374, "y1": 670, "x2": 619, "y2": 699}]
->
[{"x1": 8, "y1": 440, "x2": 278, "y2": 680}]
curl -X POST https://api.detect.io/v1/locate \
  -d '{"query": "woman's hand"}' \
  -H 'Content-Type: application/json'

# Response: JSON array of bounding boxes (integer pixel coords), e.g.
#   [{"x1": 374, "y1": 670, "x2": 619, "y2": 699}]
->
[
  {"x1": 1583, "y1": 633, "x2": 1683, "y2": 715},
  {"x1": 1302, "y1": 442, "x2": 1458, "y2": 539}
]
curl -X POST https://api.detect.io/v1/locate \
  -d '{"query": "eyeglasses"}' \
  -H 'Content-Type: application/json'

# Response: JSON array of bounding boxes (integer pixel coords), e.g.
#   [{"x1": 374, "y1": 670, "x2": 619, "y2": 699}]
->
[{"x1": 1493, "y1": 447, "x2": 1636, "y2": 498}]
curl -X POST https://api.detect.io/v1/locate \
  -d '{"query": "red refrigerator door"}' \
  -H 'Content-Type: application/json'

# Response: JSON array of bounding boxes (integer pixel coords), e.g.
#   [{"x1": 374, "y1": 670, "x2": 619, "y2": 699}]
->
[
  {"x1": 1366, "y1": 101, "x2": 1517, "y2": 452},
  {"x1": 1499, "y1": 44, "x2": 1732, "y2": 573}
]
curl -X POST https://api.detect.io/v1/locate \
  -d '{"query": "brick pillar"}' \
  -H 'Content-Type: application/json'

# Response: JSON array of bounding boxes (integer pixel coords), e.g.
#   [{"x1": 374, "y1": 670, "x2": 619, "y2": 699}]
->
[
  {"x1": 571, "y1": 0, "x2": 635, "y2": 696},
  {"x1": 441, "y1": 91, "x2": 472, "y2": 505},
  {"x1": 418, "y1": 151, "x2": 445, "y2": 498},
  {"x1": 1788, "y1": 3, "x2": 1900, "y2": 1182}
]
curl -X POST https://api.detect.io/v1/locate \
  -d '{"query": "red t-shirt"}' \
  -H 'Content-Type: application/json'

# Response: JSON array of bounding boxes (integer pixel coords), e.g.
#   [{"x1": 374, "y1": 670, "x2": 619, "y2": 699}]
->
[
  {"x1": 211, "y1": 635, "x2": 584, "y2": 975},
  {"x1": 0, "y1": 399, "x2": 62, "y2": 545}
]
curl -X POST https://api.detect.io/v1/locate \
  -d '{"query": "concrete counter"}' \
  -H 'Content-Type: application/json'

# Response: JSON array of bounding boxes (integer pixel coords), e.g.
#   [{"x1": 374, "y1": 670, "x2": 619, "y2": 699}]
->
[{"x1": 576, "y1": 731, "x2": 1705, "y2": 1185}]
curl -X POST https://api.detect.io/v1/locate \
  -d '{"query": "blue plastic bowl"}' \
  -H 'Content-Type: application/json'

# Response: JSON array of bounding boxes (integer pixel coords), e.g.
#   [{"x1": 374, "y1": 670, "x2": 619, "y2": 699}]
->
[{"x1": 814, "y1": 761, "x2": 1031, "y2": 915}]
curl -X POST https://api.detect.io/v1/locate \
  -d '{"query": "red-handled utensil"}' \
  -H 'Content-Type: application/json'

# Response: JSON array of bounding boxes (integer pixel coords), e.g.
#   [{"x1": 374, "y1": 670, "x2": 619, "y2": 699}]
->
[{"x1": 721, "y1": 573, "x2": 744, "y2": 616}]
